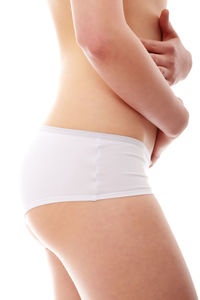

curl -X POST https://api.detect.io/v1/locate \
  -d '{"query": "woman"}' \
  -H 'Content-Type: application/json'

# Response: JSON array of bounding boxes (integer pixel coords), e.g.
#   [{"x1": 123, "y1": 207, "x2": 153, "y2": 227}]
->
[{"x1": 20, "y1": 0, "x2": 198, "y2": 299}]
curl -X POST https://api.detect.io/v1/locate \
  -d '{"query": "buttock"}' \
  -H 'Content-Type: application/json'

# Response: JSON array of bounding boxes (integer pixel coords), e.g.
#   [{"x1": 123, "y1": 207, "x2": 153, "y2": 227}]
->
[{"x1": 19, "y1": 125, "x2": 153, "y2": 215}]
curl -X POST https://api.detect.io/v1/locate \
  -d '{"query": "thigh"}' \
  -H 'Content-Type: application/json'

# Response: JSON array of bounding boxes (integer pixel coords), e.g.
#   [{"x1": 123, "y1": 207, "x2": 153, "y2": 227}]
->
[
  {"x1": 45, "y1": 248, "x2": 81, "y2": 300},
  {"x1": 25, "y1": 194, "x2": 198, "y2": 300},
  {"x1": 25, "y1": 224, "x2": 81, "y2": 300}
]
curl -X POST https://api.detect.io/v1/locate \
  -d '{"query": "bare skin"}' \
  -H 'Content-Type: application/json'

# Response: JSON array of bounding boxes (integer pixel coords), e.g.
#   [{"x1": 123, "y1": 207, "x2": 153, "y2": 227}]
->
[
  {"x1": 140, "y1": 9, "x2": 193, "y2": 167},
  {"x1": 42, "y1": 0, "x2": 168, "y2": 155},
  {"x1": 24, "y1": 0, "x2": 198, "y2": 299},
  {"x1": 26, "y1": 195, "x2": 198, "y2": 300},
  {"x1": 140, "y1": 9, "x2": 192, "y2": 86}
]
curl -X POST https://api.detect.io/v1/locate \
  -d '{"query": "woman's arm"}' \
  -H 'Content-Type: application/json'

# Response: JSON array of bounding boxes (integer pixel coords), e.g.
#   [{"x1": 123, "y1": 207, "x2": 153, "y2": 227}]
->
[
  {"x1": 149, "y1": 98, "x2": 186, "y2": 167},
  {"x1": 70, "y1": 0, "x2": 189, "y2": 138},
  {"x1": 149, "y1": 129, "x2": 175, "y2": 167}
]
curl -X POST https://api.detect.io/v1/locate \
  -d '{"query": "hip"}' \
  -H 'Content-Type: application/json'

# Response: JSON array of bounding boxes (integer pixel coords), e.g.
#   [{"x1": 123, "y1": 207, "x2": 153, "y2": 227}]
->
[
  {"x1": 20, "y1": 124, "x2": 153, "y2": 215},
  {"x1": 43, "y1": 85, "x2": 158, "y2": 155}
]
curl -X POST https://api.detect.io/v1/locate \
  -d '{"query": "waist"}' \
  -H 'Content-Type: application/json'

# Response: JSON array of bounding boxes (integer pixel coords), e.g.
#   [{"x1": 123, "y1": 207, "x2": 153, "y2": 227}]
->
[{"x1": 44, "y1": 61, "x2": 158, "y2": 156}]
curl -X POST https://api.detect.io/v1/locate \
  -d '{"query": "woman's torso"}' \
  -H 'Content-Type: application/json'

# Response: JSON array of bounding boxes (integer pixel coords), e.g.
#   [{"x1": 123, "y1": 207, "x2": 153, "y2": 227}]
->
[{"x1": 43, "y1": 0, "x2": 167, "y2": 155}]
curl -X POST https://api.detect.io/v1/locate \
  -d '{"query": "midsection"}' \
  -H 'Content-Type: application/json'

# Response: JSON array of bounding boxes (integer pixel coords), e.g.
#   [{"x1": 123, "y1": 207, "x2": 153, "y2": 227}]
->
[{"x1": 43, "y1": 0, "x2": 168, "y2": 156}]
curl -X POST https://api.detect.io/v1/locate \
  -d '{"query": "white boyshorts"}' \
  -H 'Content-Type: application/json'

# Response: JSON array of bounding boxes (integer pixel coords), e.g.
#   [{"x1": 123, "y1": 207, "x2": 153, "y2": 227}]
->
[{"x1": 20, "y1": 124, "x2": 153, "y2": 215}]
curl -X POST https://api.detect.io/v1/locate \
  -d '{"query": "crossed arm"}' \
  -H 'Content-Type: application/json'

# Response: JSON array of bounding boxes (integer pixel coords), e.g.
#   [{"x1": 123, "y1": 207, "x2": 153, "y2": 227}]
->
[
  {"x1": 140, "y1": 9, "x2": 192, "y2": 167},
  {"x1": 70, "y1": 1, "x2": 192, "y2": 167},
  {"x1": 140, "y1": 9, "x2": 192, "y2": 87}
]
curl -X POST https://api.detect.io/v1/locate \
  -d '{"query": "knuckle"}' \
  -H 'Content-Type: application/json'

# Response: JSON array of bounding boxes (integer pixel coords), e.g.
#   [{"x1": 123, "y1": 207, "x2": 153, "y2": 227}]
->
[
  {"x1": 169, "y1": 58, "x2": 176, "y2": 68},
  {"x1": 168, "y1": 43, "x2": 176, "y2": 55}
]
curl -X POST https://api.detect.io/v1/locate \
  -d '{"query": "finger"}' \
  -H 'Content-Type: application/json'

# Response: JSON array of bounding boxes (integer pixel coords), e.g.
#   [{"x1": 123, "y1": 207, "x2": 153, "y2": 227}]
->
[
  {"x1": 149, "y1": 156, "x2": 157, "y2": 168},
  {"x1": 149, "y1": 159, "x2": 156, "y2": 168},
  {"x1": 159, "y1": 9, "x2": 179, "y2": 40},
  {"x1": 150, "y1": 151, "x2": 161, "y2": 166},
  {"x1": 149, "y1": 54, "x2": 171, "y2": 84},
  {"x1": 150, "y1": 53, "x2": 168, "y2": 67},
  {"x1": 158, "y1": 66, "x2": 169, "y2": 78},
  {"x1": 158, "y1": 66, "x2": 172, "y2": 85},
  {"x1": 140, "y1": 38, "x2": 168, "y2": 54}
]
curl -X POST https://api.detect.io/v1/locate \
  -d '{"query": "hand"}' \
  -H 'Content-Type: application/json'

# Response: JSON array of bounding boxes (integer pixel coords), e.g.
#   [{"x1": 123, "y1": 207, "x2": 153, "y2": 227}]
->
[
  {"x1": 149, "y1": 128, "x2": 176, "y2": 168},
  {"x1": 140, "y1": 9, "x2": 193, "y2": 86}
]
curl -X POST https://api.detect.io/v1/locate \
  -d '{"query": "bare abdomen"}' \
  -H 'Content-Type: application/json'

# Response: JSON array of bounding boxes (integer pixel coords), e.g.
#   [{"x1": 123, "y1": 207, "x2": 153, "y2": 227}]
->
[{"x1": 43, "y1": 1, "x2": 167, "y2": 156}]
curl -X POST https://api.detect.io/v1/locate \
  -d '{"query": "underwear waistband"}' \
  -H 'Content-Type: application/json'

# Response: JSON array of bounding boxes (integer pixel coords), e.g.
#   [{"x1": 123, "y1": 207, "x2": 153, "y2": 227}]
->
[{"x1": 39, "y1": 124, "x2": 151, "y2": 162}]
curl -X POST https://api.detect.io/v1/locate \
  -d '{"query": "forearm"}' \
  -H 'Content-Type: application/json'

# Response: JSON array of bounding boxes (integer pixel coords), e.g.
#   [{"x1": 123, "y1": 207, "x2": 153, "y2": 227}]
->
[
  {"x1": 149, "y1": 97, "x2": 188, "y2": 166},
  {"x1": 79, "y1": 24, "x2": 189, "y2": 138},
  {"x1": 149, "y1": 128, "x2": 177, "y2": 167},
  {"x1": 152, "y1": 129, "x2": 175, "y2": 158}
]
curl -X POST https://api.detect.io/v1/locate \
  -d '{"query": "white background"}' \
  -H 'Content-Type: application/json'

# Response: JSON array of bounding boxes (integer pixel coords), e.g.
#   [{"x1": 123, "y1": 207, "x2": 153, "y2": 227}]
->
[{"x1": 0, "y1": 0, "x2": 199, "y2": 299}]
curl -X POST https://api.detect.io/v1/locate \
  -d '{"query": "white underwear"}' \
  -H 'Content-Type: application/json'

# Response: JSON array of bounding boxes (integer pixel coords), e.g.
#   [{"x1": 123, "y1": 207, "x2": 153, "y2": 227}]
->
[{"x1": 19, "y1": 125, "x2": 153, "y2": 215}]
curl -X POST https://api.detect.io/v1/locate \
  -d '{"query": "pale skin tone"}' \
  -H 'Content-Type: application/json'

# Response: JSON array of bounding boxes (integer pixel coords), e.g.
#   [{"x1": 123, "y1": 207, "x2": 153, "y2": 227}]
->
[
  {"x1": 24, "y1": 6, "x2": 197, "y2": 300},
  {"x1": 140, "y1": 9, "x2": 192, "y2": 167},
  {"x1": 140, "y1": 9, "x2": 192, "y2": 87}
]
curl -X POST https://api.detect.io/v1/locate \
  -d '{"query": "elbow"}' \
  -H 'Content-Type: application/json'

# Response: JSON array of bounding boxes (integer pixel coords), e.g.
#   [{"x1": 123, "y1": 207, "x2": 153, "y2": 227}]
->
[
  {"x1": 76, "y1": 22, "x2": 128, "y2": 59},
  {"x1": 167, "y1": 109, "x2": 190, "y2": 138},
  {"x1": 76, "y1": 32, "x2": 114, "y2": 59}
]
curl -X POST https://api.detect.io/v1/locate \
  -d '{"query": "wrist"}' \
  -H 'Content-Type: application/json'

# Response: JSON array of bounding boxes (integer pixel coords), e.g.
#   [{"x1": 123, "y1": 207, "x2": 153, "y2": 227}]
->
[{"x1": 155, "y1": 129, "x2": 175, "y2": 155}]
